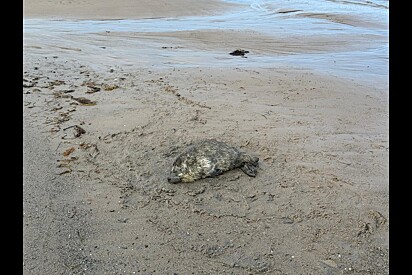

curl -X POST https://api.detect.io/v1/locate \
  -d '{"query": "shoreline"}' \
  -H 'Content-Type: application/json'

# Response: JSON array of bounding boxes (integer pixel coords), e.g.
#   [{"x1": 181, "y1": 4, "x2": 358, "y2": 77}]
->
[
  {"x1": 23, "y1": 0, "x2": 388, "y2": 88},
  {"x1": 23, "y1": 20, "x2": 388, "y2": 88}
]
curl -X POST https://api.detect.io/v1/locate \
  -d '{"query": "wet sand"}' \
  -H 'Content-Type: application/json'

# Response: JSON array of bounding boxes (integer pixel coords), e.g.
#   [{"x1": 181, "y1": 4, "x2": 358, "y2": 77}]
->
[{"x1": 23, "y1": 0, "x2": 389, "y2": 274}]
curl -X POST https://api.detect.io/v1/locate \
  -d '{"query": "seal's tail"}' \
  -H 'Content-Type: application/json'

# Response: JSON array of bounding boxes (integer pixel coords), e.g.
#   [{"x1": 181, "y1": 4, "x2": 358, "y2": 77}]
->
[{"x1": 240, "y1": 154, "x2": 259, "y2": 177}]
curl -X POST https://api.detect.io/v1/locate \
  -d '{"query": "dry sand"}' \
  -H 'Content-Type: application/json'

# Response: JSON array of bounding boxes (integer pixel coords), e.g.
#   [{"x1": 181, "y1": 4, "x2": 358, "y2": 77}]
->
[
  {"x1": 23, "y1": 1, "x2": 389, "y2": 274},
  {"x1": 23, "y1": 0, "x2": 242, "y2": 19}
]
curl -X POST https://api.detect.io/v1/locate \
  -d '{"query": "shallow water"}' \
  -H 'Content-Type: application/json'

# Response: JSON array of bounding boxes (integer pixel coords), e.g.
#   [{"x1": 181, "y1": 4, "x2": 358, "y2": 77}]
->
[{"x1": 23, "y1": 0, "x2": 388, "y2": 88}]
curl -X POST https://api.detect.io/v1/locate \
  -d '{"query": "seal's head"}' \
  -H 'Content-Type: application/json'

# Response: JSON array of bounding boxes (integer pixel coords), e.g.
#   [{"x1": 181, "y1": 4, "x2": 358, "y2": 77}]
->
[{"x1": 167, "y1": 155, "x2": 197, "y2": 183}]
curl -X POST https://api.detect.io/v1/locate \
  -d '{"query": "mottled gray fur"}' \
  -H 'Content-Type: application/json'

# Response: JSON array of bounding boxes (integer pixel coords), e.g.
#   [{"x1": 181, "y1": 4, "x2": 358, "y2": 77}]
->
[{"x1": 168, "y1": 139, "x2": 259, "y2": 183}]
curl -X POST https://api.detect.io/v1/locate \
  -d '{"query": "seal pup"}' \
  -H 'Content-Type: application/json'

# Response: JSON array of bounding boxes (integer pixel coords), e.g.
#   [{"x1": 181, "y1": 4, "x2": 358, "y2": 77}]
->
[{"x1": 168, "y1": 139, "x2": 259, "y2": 183}]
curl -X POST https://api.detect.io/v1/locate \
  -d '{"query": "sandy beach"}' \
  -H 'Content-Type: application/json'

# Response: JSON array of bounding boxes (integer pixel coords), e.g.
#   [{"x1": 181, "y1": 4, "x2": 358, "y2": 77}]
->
[{"x1": 23, "y1": 0, "x2": 389, "y2": 274}]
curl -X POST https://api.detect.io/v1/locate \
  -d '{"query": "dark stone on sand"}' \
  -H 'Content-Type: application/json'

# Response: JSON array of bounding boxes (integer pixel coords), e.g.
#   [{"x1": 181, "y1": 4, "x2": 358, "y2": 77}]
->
[{"x1": 229, "y1": 49, "x2": 250, "y2": 57}]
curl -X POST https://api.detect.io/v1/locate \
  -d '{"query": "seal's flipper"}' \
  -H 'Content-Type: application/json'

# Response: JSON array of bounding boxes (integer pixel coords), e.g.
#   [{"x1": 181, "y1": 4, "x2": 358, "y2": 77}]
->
[
  {"x1": 241, "y1": 163, "x2": 258, "y2": 177},
  {"x1": 210, "y1": 168, "x2": 224, "y2": 177}
]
